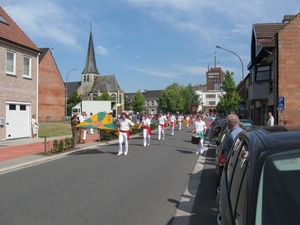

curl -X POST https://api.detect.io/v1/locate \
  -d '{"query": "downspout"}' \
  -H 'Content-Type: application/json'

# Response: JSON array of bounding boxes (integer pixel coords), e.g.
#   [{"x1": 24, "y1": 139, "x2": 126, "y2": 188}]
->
[
  {"x1": 36, "y1": 53, "x2": 40, "y2": 132},
  {"x1": 275, "y1": 33, "x2": 279, "y2": 125}
]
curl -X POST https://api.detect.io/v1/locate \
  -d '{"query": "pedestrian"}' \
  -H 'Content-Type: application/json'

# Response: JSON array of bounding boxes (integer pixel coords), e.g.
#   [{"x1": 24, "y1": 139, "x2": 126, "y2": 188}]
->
[
  {"x1": 192, "y1": 114, "x2": 207, "y2": 155},
  {"x1": 157, "y1": 112, "x2": 167, "y2": 140},
  {"x1": 71, "y1": 113, "x2": 79, "y2": 144},
  {"x1": 185, "y1": 114, "x2": 190, "y2": 128},
  {"x1": 31, "y1": 114, "x2": 39, "y2": 139},
  {"x1": 169, "y1": 113, "x2": 176, "y2": 135},
  {"x1": 117, "y1": 112, "x2": 134, "y2": 156},
  {"x1": 78, "y1": 112, "x2": 85, "y2": 144},
  {"x1": 224, "y1": 114, "x2": 244, "y2": 160},
  {"x1": 177, "y1": 113, "x2": 183, "y2": 131},
  {"x1": 138, "y1": 113, "x2": 151, "y2": 147},
  {"x1": 267, "y1": 111, "x2": 274, "y2": 126},
  {"x1": 89, "y1": 112, "x2": 94, "y2": 134}
]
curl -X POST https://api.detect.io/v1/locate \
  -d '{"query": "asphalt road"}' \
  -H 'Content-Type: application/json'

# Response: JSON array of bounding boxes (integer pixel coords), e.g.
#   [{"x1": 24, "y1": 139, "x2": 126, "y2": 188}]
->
[{"x1": 0, "y1": 125, "x2": 217, "y2": 225}]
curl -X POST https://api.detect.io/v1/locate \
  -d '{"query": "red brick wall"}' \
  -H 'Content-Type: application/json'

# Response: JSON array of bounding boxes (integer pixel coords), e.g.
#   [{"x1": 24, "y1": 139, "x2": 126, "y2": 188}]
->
[
  {"x1": 278, "y1": 14, "x2": 300, "y2": 124},
  {"x1": 38, "y1": 50, "x2": 65, "y2": 121}
]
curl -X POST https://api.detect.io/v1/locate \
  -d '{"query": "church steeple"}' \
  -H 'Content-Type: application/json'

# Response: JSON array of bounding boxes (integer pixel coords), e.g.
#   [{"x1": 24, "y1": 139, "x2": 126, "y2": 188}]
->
[{"x1": 82, "y1": 25, "x2": 100, "y2": 75}]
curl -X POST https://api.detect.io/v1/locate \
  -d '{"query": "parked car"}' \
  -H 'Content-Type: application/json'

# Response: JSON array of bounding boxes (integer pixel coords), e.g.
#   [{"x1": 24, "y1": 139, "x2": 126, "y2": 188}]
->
[
  {"x1": 217, "y1": 125, "x2": 300, "y2": 225},
  {"x1": 214, "y1": 119, "x2": 256, "y2": 188}
]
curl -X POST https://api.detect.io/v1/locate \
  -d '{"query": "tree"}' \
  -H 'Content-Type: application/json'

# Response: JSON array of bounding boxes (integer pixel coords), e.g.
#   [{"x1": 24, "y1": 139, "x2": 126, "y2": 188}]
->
[
  {"x1": 67, "y1": 90, "x2": 82, "y2": 116},
  {"x1": 94, "y1": 91, "x2": 112, "y2": 101},
  {"x1": 131, "y1": 90, "x2": 145, "y2": 113},
  {"x1": 217, "y1": 70, "x2": 242, "y2": 114},
  {"x1": 157, "y1": 83, "x2": 185, "y2": 113}
]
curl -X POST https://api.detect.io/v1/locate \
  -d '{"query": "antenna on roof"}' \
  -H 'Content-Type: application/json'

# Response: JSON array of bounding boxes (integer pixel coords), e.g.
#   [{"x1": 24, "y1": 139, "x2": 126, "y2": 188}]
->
[{"x1": 214, "y1": 51, "x2": 217, "y2": 68}]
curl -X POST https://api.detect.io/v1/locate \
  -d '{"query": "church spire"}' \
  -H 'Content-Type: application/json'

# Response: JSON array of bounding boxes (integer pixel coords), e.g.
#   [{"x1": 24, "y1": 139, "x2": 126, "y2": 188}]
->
[{"x1": 82, "y1": 24, "x2": 100, "y2": 75}]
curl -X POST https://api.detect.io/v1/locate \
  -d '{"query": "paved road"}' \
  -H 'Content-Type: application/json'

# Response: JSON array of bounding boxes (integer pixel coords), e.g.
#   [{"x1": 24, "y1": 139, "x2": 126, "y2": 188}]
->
[{"x1": 0, "y1": 123, "x2": 217, "y2": 225}]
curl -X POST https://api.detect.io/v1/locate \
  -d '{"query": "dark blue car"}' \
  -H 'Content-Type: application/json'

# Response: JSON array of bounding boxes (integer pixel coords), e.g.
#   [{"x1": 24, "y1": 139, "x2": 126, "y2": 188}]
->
[{"x1": 217, "y1": 125, "x2": 300, "y2": 225}]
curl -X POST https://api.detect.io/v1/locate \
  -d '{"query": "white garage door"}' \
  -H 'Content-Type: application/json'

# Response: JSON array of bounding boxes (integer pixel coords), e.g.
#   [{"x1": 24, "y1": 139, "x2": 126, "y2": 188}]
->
[{"x1": 6, "y1": 102, "x2": 31, "y2": 140}]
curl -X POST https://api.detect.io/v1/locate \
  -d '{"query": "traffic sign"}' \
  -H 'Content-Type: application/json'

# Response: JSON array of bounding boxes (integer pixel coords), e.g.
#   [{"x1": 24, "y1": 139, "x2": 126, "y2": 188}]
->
[
  {"x1": 277, "y1": 97, "x2": 285, "y2": 111},
  {"x1": 239, "y1": 104, "x2": 246, "y2": 111}
]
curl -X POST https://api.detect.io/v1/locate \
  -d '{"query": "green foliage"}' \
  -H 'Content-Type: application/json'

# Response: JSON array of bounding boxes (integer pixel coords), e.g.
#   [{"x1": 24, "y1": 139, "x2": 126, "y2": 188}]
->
[
  {"x1": 94, "y1": 91, "x2": 112, "y2": 101},
  {"x1": 157, "y1": 83, "x2": 185, "y2": 113},
  {"x1": 131, "y1": 90, "x2": 145, "y2": 113},
  {"x1": 217, "y1": 70, "x2": 243, "y2": 114},
  {"x1": 124, "y1": 95, "x2": 130, "y2": 110},
  {"x1": 67, "y1": 90, "x2": 82, "y2": 116},
  {"x1": 52, "y1": 140, "x2": 58, "y2": 153}
]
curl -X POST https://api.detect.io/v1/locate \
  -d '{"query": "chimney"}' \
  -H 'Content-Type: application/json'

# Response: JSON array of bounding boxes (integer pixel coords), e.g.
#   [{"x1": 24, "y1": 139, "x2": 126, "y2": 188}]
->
[{"x1": 282, "y1": 15, "x2": 296, "y2": 23}]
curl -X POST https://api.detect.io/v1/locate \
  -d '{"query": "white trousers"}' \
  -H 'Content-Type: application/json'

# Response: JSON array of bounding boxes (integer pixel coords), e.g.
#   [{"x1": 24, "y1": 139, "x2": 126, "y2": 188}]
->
[
  {"x1": 196, "y1": 138, "x2": 204, "y2": 154},
  {"x1": 90, "y1": 128, "x2": 93, "y2": 134},
  {"x1": 83, "y1": 129, "x2": 87, "y2": 140},
  {"x1": 143, "y1": 129, "x2": 151, "y2": 146},
  {"x1": 158, "y1": 125, "x2": 165, "y2": 140},
  {"x1": 178, "y1": 121, "x2": 182, "y2": 130},
  {"x1": 118, "y1": 132, "x2": 129, "y2": 154}
]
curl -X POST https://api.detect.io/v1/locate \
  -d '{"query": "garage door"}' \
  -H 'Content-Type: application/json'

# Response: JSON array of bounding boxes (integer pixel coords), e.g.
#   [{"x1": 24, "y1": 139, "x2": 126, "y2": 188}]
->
[{"x1": 6, "y1": 102, "x2": 31, "y2": 140}]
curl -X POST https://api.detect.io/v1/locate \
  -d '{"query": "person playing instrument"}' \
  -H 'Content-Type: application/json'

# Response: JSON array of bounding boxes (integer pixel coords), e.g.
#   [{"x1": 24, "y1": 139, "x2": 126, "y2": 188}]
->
[
  {"x1": 192, "y1": 114, "x2": 207, "y2": 155},
  {"x1": 169, "y1": 113, "x2": 176, "y2": 135}
]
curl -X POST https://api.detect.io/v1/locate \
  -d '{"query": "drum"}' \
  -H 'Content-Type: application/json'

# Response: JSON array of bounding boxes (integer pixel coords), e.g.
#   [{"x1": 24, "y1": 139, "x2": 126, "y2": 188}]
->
[{"x1": 191, "y1": 133, "x2": 200, "y2": 144}]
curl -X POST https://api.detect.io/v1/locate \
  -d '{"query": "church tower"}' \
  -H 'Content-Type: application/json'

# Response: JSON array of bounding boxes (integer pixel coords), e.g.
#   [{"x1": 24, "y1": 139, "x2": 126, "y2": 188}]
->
[{"x1": 81, "y1": 27, "x2": 100, "y2": 99}]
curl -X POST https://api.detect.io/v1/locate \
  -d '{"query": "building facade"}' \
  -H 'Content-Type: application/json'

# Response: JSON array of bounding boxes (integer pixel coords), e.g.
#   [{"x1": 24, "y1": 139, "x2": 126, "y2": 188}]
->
[{"x1": 0, "y1": 7, "x2": 41, "y2": 141}]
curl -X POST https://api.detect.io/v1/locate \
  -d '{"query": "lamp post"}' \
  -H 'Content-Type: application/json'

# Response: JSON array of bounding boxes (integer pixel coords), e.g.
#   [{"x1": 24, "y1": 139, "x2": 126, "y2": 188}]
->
[
  {"x1": 65, "y1": 68, "x2": 76, "y2": 119},
  {"x1": 216, "y1": 45, "x2": 244, "y2": 80}
]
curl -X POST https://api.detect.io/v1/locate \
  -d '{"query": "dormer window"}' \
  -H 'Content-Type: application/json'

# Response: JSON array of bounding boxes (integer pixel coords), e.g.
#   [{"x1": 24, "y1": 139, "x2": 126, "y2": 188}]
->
[{"x1": 0, "y1": 15, "x2": 8, "y2": 25}]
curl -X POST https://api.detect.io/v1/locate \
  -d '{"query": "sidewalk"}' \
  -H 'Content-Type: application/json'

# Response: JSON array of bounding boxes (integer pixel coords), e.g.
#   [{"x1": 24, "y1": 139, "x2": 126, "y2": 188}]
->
[{"x1": 0, "y1": 119, "x2": 213, "y2": 173}]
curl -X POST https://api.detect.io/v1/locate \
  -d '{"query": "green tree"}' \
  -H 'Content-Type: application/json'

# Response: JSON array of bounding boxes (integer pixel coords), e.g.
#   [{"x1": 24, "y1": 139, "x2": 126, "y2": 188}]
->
[
  {"x1": 94, "y1": 91, "x2": 112, "y2": 101},
  {"x1": 157, "y1": 83, "x2": 185, "y2": 113},
  {"x1": 217, "y1": 70, "x2": 242, "y2": 114},
  {"x1": 67, "y1": 90, "x2": 82, "y2": 116},
  {"x1": 131, "y1": 90, "x2": 145, "y2": 113}
]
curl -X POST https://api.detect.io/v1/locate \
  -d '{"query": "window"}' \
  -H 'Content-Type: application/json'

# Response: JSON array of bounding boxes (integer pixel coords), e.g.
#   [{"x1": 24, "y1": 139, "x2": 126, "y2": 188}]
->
[
  {"x1": 9, "y1": 104, "x2": 16, "y2": 110},
  {"x1": 152, "y1": 101, "x2": 154, "y2": 106},
  {"x1": 20, "y1": 105, "x2": 27, "y2": 111},
  {"x1": 23, "y1": 56, "x2": 31, "y2": 77},
  {"x1": 119, "y1": 94, "x2": 122, "y2": 104},
  {"x1": 256, "y1": 66, "x2": 270, "y2": 81},
  {"x1": 206, "y1": 94, "x2": 216, "y2": 98},
  {"x1": 208, "y1": 101, "x2": 215, "y2": 106},
  {"x1": 111, "y1": 94, "x2": 116, "y2": 101},
  {"x1": 6, "y1": 51, "x2": 16, "y2": 75}
]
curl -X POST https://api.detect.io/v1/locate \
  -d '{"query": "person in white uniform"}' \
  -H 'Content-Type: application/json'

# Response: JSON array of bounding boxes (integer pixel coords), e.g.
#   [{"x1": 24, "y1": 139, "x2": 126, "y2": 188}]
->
[
  {"x1": 138, "y1": 113, "x2": 151, "y2": 146},
  {"x1": 192, "y1": 114, "x2": 207, "y2": 155},
  {"x1": 117, "y1": 112, "x2": 134, "y2": 156},
  {"x1": 157, "y1": 112, "x2": 167, "y2": 140},
  {"x1": 177, "y1": 114, "x2": 183, "y2": 130},
  {"x1": 169, "y1": 113, "x2": 176, "y2": 135}
]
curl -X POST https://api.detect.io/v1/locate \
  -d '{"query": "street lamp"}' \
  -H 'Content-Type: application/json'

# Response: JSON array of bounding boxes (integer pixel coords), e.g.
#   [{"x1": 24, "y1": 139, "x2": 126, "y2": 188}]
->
[
  {"x1": 216, "y1": 45, "x2": 244, "y2": 80},
  {"x1": 65, "y1": 68, "x2": 77, "y2": 119}
]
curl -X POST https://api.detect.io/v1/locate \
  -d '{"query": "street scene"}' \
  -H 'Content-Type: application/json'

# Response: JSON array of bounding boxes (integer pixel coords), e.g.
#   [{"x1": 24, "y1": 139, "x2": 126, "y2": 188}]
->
[
  {"x1": 1, "y1": 1, "x2": 300, "y2": 225},
  {"x1": 0, "y1": 121, "x2": 217, "y2": 225}
]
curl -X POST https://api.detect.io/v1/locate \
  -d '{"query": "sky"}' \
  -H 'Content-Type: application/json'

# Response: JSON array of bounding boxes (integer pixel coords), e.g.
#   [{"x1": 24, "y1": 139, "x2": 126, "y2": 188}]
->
[{"x1": 2, "y1": 0, "x2": 300, "y2": 93}]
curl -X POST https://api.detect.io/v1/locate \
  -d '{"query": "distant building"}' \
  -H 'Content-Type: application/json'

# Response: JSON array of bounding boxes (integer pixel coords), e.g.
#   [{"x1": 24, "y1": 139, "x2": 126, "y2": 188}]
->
[
  {"x1": 66, "y1": 29, "x2": 124, "y2": 115},
  {"x1": 125, "y1": 90, "x2": 162, "y2": 114},
  {"x1": 206, "y1": 67, "x2": 225, "y2": 91}
]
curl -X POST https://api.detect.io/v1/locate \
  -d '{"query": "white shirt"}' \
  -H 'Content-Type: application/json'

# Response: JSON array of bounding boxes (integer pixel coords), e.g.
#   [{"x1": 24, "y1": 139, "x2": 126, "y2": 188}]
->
[
  {"x1": 193, "y1": 120, "x2": 206, "y2": 132},
  {"x1": 142, "y1": 118, "x2": 151, "y2": 127},
  {"x1": 178, "y1": 115, "x2": 183, "y2": 122},
  {"x1": 169, "y1": 115, "x2": 176, "y2": 122},
  {"x1": 267, "y1": 116, "x2": 274, "y2": 126},
  {"x1": 158, "y1": 115, "x2": 167, "y2": 125},
  {"x1": 119, "y1": 118, "x2": 134, "y2": 130}
]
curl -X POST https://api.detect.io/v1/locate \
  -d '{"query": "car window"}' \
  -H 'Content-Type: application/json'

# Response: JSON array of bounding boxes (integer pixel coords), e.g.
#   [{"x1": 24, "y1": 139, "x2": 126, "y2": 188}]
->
[
  {"x1": 230, "y1": 144, "x2": 249, "y2": 224},
  {"x1": 227, "y1": 136, "x2": 244, "y2": 187},
  {"x1": 255, "y1": 149, "x2": 300, "y2": 225},
  {"x1": 240, "y1": 122, "x2": 253, "y2": 127}
]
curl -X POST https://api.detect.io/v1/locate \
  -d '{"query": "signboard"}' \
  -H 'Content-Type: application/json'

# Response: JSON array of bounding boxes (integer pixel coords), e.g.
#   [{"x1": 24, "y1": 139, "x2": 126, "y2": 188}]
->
[
  {"x1": 239, "y1": 104, "x2": 246, "y2": 111},
  {"x1": 277, "y1": 96, "x2": 285, "y2": 111}
]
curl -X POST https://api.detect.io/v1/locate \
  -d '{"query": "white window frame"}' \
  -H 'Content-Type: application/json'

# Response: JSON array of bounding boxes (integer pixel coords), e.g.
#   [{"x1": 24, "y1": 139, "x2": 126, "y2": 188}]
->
[
  {"x1": 6, "y1": 51, "x2": 16, "y2": 75},
  {"x1": 23, "y1": 56, "x2": 31, "y2": 77}
]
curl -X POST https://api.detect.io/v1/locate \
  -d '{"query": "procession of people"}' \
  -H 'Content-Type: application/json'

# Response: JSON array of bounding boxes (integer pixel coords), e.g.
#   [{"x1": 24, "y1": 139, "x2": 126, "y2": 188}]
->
[{"x1": 75, "y1": 110, "x2": 209, "y2": 156}]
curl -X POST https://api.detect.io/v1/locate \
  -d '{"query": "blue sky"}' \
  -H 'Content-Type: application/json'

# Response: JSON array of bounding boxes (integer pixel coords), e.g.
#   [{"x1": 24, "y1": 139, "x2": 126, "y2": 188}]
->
[{"x1": 2, "y1": 0, "x2": 300, "y2": 93}]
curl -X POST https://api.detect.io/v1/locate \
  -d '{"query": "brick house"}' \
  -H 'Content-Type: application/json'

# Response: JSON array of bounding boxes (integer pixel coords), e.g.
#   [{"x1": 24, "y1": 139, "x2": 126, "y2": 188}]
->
[
  {"x1": 39, "y1": 48, "x2": 65, "y2": 122},
  {"x1": 0, "y1": 7, "x2": 41, "y2": 141},
  {"x1": 245, "y1": 13, "x2": 300, "y2": 125}
]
